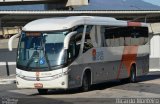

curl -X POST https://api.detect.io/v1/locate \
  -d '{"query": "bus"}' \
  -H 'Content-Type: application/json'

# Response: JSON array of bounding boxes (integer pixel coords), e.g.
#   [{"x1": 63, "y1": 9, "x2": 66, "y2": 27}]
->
[{"x1": 8, "y1": 16, "x2": 149, "y2": 94}]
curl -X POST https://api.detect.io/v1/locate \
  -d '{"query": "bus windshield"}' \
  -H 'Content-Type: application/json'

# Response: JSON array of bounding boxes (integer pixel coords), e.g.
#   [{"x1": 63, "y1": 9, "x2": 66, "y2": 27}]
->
[{"x1": 17, "y1": 31, "x2": 68, "y2": 71}]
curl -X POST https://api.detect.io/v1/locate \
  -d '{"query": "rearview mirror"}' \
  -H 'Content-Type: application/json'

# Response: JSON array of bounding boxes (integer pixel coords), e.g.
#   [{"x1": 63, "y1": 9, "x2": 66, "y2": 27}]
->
[
  {"x1": 8, "y1": 34, "x2": 20, "y2": 51},
  {"x1": 64, "y1": 31, "x2": 77, "y2": 49}
]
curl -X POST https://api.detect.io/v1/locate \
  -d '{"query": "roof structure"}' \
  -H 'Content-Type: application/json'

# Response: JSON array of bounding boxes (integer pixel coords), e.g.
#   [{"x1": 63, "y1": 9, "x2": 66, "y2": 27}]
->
[
  {"x1": 0, "y1": 0, "x2": 159, "y2": 27},
  {"x1": 23, "y1": 16, "x2": 147, "y2": 31},
  {"x1": 0, "y1": 10, "x2": 160, "y2": 27}
]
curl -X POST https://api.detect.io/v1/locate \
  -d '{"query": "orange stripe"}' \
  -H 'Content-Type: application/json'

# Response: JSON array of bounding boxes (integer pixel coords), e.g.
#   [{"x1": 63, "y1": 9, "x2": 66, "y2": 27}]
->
[{"x1": 117, "y1": 46, "x2": 138, "y2": 79}]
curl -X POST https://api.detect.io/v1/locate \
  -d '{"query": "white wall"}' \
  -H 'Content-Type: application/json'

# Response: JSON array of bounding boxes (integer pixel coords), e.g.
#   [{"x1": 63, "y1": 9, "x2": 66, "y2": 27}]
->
[
  {"x1": 148, "y1": 23, "x2": 160, "y2": 71},
  {"x1": 150, "y1": 35, "x2": 160, "y2": 58}
]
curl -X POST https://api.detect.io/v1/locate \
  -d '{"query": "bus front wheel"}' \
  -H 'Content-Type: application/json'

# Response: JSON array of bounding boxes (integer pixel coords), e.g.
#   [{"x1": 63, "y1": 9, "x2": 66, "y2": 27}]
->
[
  {"x1": 37, "y1": 89, "x2": 48, "y2": 95},
  {"x1": 81, "y1": 73, "x2": 91, "y2": 92}
]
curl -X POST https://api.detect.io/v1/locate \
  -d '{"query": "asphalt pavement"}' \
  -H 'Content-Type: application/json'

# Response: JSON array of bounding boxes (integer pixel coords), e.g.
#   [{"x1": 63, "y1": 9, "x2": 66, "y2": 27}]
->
[
  {"x1": 0, "y1": 71, "x2": 159, "y2": 104},
  {"x1": 0, "y1": 38, "x2": 18, "y2": 77}
]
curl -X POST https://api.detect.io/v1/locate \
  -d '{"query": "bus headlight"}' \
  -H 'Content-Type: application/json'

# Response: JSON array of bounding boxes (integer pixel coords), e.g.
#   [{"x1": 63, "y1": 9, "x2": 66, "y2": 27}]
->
[{"x1": 61, "y1": 82, "x2": 65, "y2": 85}]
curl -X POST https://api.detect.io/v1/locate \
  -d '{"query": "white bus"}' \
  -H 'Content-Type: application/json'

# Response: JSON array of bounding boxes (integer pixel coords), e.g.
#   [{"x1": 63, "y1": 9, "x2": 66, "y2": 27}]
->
[{"x1": 9, "y1": 16, "x2": 149, "y2": 94}]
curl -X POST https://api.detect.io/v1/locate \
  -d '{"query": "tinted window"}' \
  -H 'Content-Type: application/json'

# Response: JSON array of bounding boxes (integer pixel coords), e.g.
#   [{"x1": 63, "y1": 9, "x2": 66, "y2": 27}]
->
[{"x1": 103, "y1": 26, "x2": 148, "y2": 47}]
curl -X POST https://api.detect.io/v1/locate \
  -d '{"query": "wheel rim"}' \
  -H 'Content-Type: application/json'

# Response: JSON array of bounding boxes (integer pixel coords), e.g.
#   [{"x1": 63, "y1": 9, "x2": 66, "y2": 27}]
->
[
  {"x1": 131, "y1": 69, "x2": 136, "y2": 82},
  {"x1": 132, "y1": 72, "x2": 135, "y2": 81},
  {"x1": 82, "y1": 75, "x2": 89, "y2": 91},
  {"x1": 84, "y1": 77, "x2": 88, "y2": 89}
]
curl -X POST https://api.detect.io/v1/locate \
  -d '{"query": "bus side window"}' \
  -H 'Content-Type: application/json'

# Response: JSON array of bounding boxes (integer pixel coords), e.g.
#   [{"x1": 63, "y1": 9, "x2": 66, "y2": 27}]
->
[
  {"x1": 104, "y1": 27, "x2": 120, "y2": 47},
  {"x1": 68, "y1": 37, "x2": 76, "y2": 61},
  {"x1": 143, "y1": 27, "x2": 149, "y2": 44},
  {"x1": 130, "y1": 27, "x2": 147, "y2": 46},
  {"x1": 138, "y1": 27, "x2": 148, "y2": 45},
  {"x1": 110, "y1": 35, "x2": 115, "y2": 47},
  {"x1": 72, "y1": 25, "x2": 83, "y2": 56},
  {"x1": 124, "y1": 28, "x2": 131, "y2": 46},
  {"x1": 131, "y1": 28, "x2": 139, "y2": 45},
  {"x1": 83, "y1": 33, "x2": 93, "y2": 53},
  {"x1": 83, "y1": 26, "x2": 94, "y2": 53},
  {"x1": 114, "y1": 33, "x2": 119, "y2": 47},
  {"x1": 75, "y1": 33, "x2": 82, "y2": 57},
  {"x1": 104, "y1": 28, "x2": 111, "y2": 47},
  {"x1": 68, "y1": 29, "x2": 83, "y2": 61},
  {"x1": 90, "y1": 26, "x2": 99, "y2": 47}
]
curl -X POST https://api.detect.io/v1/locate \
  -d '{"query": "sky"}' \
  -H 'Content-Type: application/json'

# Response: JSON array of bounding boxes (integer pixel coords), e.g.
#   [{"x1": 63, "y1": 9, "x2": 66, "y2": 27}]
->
[{"x1": 143, "y1": 0, "x2": 160, "y2": 6}]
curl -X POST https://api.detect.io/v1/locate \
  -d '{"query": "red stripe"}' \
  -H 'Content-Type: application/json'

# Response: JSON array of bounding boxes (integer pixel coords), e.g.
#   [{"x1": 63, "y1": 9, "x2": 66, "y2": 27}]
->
[
  {"x1": 117, "y1": 46, "x2": 138, "y2": 79},
  {"x1": 127, "y1": 22, "x2": 141, "y2": 27}
]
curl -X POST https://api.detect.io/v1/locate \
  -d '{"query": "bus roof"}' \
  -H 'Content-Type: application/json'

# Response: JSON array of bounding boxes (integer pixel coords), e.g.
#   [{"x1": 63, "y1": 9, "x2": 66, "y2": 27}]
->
[{"x1": 22, "y1": 16, "x2": 148, "y2": 31}]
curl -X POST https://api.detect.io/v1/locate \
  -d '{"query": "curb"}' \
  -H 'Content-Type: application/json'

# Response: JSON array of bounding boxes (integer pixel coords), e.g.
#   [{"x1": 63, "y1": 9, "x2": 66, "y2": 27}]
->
[
  {"x1": 149, "y1": 69, "x2": 160, "y2": 72},
  {"x1": 0, "y1": 62, "x2": 16, "y2": 66},
  {"x1": 0, "y1": 78, "x2": 16, "y2": 84},
  {"x1": 0, "y1": 74, "x2": 16, "y2": 84}
]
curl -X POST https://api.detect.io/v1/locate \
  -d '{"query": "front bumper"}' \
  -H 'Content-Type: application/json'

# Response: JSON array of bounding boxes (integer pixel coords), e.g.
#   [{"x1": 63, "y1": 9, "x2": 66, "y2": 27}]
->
[{"x1": 16, "y1": 75, "x2": 68, "y2": 89}]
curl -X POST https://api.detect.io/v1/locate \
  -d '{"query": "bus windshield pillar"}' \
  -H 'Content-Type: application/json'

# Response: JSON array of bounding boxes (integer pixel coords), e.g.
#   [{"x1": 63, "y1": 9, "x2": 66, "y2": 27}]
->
[{"x1": 79, "y1": 25, "x2": 87, "y2": 55}]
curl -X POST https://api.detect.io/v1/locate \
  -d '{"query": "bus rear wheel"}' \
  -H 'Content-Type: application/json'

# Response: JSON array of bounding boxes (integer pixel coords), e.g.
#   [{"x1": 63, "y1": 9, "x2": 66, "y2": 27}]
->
[
  {"x1": 81, "y1": 73, "x2": 90, "y2": 92},
  {"x1": 37, "y1": 89, "x2": 48, "y2": 95},
  {"x1": 130, "y1": 66, "x2": 137, "y2": 83}
]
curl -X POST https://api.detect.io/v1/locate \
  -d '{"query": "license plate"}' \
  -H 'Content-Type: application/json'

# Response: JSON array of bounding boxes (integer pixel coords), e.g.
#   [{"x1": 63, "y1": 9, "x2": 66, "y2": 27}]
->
[{"x1": 34, "y1": 83, "x2": 43, "y2": 88}]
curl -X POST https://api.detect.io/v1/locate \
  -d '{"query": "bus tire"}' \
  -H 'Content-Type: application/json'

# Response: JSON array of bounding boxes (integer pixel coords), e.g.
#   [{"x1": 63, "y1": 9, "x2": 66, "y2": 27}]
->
[
  {"x1": 81, "y1": 73, "x2": 90, "y2": 92},
  {"x1": 130, "y1": 66, "x2": 137, "y2": 83},
  {"x1": 120, "y1": 78, "x2": 130, "y2": 83},
  {"x1": 37, "y1": 89, "x2": 48, "y2": 95}
]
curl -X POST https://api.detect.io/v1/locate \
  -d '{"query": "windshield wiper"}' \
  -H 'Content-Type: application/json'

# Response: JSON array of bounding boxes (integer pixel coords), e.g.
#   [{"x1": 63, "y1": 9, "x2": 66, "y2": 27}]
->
[
  {"x1": 26, "y1": 51, "x2": 39, "y2": 70},
  {"x1": 42, "y1": 37, "x2": 51, "y2": 70},
  {"x1": 42, "y1": 49, "x2": 51, "y2": 70}
]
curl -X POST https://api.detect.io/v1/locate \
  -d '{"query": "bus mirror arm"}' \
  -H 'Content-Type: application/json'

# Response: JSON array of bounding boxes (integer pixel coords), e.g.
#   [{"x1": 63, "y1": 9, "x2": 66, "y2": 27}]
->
[
  {"x1": 8, "y1": 34, "x2": 20, "y2": 51},
  {"x1": 64, "y1": 31, "x2": 77, "y2": 49}
]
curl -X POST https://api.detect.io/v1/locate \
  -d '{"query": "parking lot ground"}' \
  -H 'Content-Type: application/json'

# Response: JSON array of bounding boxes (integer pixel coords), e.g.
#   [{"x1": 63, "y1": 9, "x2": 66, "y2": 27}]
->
[{"x1": 0, "y1": 71, "x2": 159, "y2": 104}]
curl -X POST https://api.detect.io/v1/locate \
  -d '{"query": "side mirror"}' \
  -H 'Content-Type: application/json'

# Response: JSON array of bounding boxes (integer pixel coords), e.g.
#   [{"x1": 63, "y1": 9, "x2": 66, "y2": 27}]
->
[
  {"x1": 64, "y1": 31, "x2": 77, "y2": 49},
  {"x1": 8, "y1": 34, "x2": 20, "y2": 51}
]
